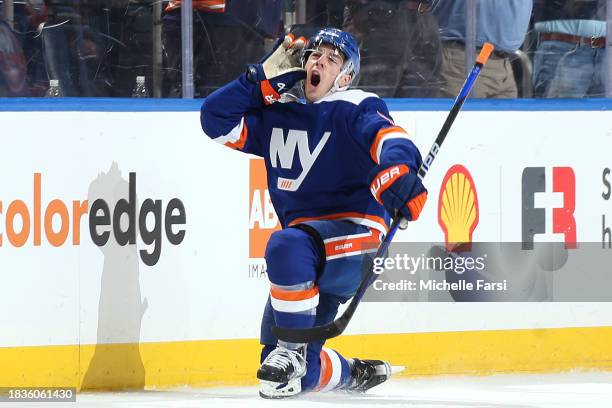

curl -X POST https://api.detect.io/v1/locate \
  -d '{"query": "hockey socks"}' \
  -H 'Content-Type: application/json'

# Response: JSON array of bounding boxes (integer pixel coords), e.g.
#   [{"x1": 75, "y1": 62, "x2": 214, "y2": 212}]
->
[{"x1": 311, "y1": 348, "x2": 352, "y2": 392}]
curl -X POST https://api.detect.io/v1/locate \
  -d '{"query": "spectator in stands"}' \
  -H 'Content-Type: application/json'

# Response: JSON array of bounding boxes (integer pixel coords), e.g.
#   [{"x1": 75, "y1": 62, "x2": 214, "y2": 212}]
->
[
  {"x1": 432, "y1": 0, "x2": 533, "y2": 98},
  {"x1": 40, "y1": 0, "x2": 113, "y2": 96},
  {"x1": 25, "y1": 0, "x2": 48, "y2": 31},
  {"x1": 1, "y1": 0, "x2": 53, "y2": 96},
  {"x1": 343, "y1": 0, "x2": 442, "y2": 97},
  {"x1": 22, "y1": 0, "x2": 58, "y2": 96},
  {"x1": 162, "y1": 0, "x2": 282, "y2": 97},
  {"x1": 0, "y1": 21, "x2": 28, "y2": 96},
  {"x1": 532, "y1": 0, "x2": 606, "y2": 98}
]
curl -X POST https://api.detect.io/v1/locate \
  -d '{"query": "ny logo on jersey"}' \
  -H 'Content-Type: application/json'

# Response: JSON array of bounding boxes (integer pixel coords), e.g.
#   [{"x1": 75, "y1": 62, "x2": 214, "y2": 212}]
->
[{"x1": 270, "y1": 128, "x2": 331, "y2": 191}]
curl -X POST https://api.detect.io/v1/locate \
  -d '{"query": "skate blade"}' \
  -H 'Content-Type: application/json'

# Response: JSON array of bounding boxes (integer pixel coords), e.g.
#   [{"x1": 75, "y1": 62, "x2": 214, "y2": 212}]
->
[
  {"x1": 372, "y1": 361, "x2": 394, "y2": 378},
  {"x1": 391, "y1": 365, "x2": 406, "y2": 375},
  {"x1": 259, "y1": 379, "x2": 302, "y2": 399}
]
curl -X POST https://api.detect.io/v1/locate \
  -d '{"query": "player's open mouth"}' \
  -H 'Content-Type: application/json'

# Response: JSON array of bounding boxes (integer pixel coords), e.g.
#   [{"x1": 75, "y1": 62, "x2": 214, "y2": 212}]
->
[{"x1": 311, "y1": 72, "x2": 321, "y2": 87}]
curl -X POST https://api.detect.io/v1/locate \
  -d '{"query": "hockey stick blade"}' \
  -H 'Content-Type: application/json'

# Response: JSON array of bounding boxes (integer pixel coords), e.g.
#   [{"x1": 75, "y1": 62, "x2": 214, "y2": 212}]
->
[{"x1": 272, "y1": 43, "x2": 495, "y2": 344}]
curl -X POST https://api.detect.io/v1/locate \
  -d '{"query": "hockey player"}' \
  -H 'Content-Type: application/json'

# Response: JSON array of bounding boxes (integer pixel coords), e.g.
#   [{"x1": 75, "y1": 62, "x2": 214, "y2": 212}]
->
[{"x1": 200, "y1": 28, "x2": 427, "y2": 398}]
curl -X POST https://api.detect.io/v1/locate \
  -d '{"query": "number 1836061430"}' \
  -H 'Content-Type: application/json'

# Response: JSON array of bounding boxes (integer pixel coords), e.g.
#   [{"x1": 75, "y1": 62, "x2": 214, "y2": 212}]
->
[{"x1": 0, "y1": 387, "x2": 76, "y2": 402}]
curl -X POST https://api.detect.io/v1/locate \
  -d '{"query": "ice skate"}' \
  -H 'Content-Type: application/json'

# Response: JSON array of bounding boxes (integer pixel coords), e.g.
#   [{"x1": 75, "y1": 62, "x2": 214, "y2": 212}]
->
[
  {"x1": 346, "y1": 358, "x2": 392, "y2": 392},
  {"x1": 257, "y1": 345, "x2": 307, "y2": 399}
]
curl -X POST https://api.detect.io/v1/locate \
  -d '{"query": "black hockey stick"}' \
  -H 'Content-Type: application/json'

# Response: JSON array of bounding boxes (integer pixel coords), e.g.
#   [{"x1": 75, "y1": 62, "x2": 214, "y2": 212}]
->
[{"x1": 272, "y1": 43, "x2": 495, "y2": 344}]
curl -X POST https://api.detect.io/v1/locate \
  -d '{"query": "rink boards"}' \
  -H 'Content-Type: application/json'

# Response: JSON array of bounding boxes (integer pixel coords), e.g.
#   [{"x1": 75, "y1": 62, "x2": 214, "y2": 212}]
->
[{"x1": 0, "y1": 99, "x2": 611, "y2": 389}]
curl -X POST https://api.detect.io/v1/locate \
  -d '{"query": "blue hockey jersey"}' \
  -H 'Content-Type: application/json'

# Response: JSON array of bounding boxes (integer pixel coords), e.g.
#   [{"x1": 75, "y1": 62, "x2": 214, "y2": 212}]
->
[{"x1": 200, "y1": 75, "x2": 423, "y2": 234}]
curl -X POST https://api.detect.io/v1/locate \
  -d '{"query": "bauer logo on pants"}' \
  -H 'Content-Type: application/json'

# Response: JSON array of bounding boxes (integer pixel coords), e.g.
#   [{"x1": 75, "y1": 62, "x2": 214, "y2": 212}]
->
[
  {"x1": 438, "y1": 164, "x2": 479, "y2": 250},
  {"x1": 521, "y1": 166, "x2": 576, "y2": 250},
  {"x1": 249, "y1": 159, "x2": 280, "y2": 258}
]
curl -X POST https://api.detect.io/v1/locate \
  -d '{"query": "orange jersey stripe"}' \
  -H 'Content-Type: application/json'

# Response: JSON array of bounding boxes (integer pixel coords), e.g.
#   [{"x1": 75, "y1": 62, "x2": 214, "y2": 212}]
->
[
  {"x1": 224, "y1": 120, "x2": 248, "y2": 150},
  {"x1": 270, "y1": 286, "x2": 319, "y2": 302},
  {"x1": 369, "y1": 126, "x2": 407, "y2": 164}
]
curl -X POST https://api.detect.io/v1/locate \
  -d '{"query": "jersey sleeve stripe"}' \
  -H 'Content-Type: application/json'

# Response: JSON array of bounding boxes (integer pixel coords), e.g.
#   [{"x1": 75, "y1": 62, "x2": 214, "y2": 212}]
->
[
  {"x1": 370, "y1": 126, "x2": 410, "y2": 164},
  {"x1": 211, "y1": 117, "x2": 248, "y2": 150}
]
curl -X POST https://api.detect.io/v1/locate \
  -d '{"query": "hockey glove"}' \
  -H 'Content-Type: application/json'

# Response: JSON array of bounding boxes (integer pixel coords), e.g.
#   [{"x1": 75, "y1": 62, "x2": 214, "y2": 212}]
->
[
  {"x1": 247, "y1": 34, "x2": 306, "y2": 105},
  {"x1": 369, "y1": 164, "x2": 428, "y2": 221}
]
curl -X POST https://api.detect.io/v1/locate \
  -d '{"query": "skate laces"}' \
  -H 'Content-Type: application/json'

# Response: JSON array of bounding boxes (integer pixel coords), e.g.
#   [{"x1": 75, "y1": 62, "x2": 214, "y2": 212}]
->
[{"x1": 265, "y1": 347, "x2": 305, "y2": 372}]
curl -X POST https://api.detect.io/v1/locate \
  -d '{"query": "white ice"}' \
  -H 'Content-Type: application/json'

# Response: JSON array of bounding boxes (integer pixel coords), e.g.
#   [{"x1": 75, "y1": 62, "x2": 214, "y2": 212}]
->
[{"x1": 21, "y1": 372, "x2": 612, "y2": 408}]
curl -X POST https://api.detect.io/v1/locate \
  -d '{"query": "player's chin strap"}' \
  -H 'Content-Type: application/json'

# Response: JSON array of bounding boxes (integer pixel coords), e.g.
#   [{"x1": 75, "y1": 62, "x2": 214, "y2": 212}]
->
[{"x1": 328, "y1": 62, "x2": 355, "y2": 95}]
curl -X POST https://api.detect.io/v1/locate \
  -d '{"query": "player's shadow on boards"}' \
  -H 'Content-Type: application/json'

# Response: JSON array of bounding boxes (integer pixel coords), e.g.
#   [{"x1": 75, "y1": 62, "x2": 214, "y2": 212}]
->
[{"x1": 81, "y1": 162, "x2": 147, "y2": 390}]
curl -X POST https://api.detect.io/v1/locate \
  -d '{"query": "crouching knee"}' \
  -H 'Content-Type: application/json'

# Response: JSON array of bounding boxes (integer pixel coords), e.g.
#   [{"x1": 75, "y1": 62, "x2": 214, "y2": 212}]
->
[{"x1": 265, "y1": 227, "x2": 320, "y2": 285}]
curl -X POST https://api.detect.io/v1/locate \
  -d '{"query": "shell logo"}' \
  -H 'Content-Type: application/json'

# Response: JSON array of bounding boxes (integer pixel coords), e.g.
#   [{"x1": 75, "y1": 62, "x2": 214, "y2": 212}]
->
[{"x1": 438, "y1": 164, "x2": 479, "y2": 249}]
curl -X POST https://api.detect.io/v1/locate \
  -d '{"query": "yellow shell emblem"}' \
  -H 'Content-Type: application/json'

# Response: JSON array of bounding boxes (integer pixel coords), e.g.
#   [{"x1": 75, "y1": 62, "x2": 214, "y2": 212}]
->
[{"x1": 438, "y1": 165, "x2": 479, "y2": 247}]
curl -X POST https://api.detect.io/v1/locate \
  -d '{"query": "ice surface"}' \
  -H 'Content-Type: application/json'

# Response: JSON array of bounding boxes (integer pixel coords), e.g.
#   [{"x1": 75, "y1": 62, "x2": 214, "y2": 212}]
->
[{"x1": 24, "y1": 372, "x2": 612, "y2": 408}]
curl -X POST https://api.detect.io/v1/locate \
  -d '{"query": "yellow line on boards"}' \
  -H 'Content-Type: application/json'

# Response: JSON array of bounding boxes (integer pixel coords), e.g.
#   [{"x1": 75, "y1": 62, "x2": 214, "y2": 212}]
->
[{"x1": 1, "y1": 327, "x2": 611, "y2": 390}]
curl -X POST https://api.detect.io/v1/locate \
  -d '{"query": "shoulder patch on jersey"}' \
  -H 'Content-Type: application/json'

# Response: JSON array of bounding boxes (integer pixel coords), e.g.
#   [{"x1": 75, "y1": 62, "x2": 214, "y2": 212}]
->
[{"x1": 315, "y1": 89, "x2": 380, "y2": 105}]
